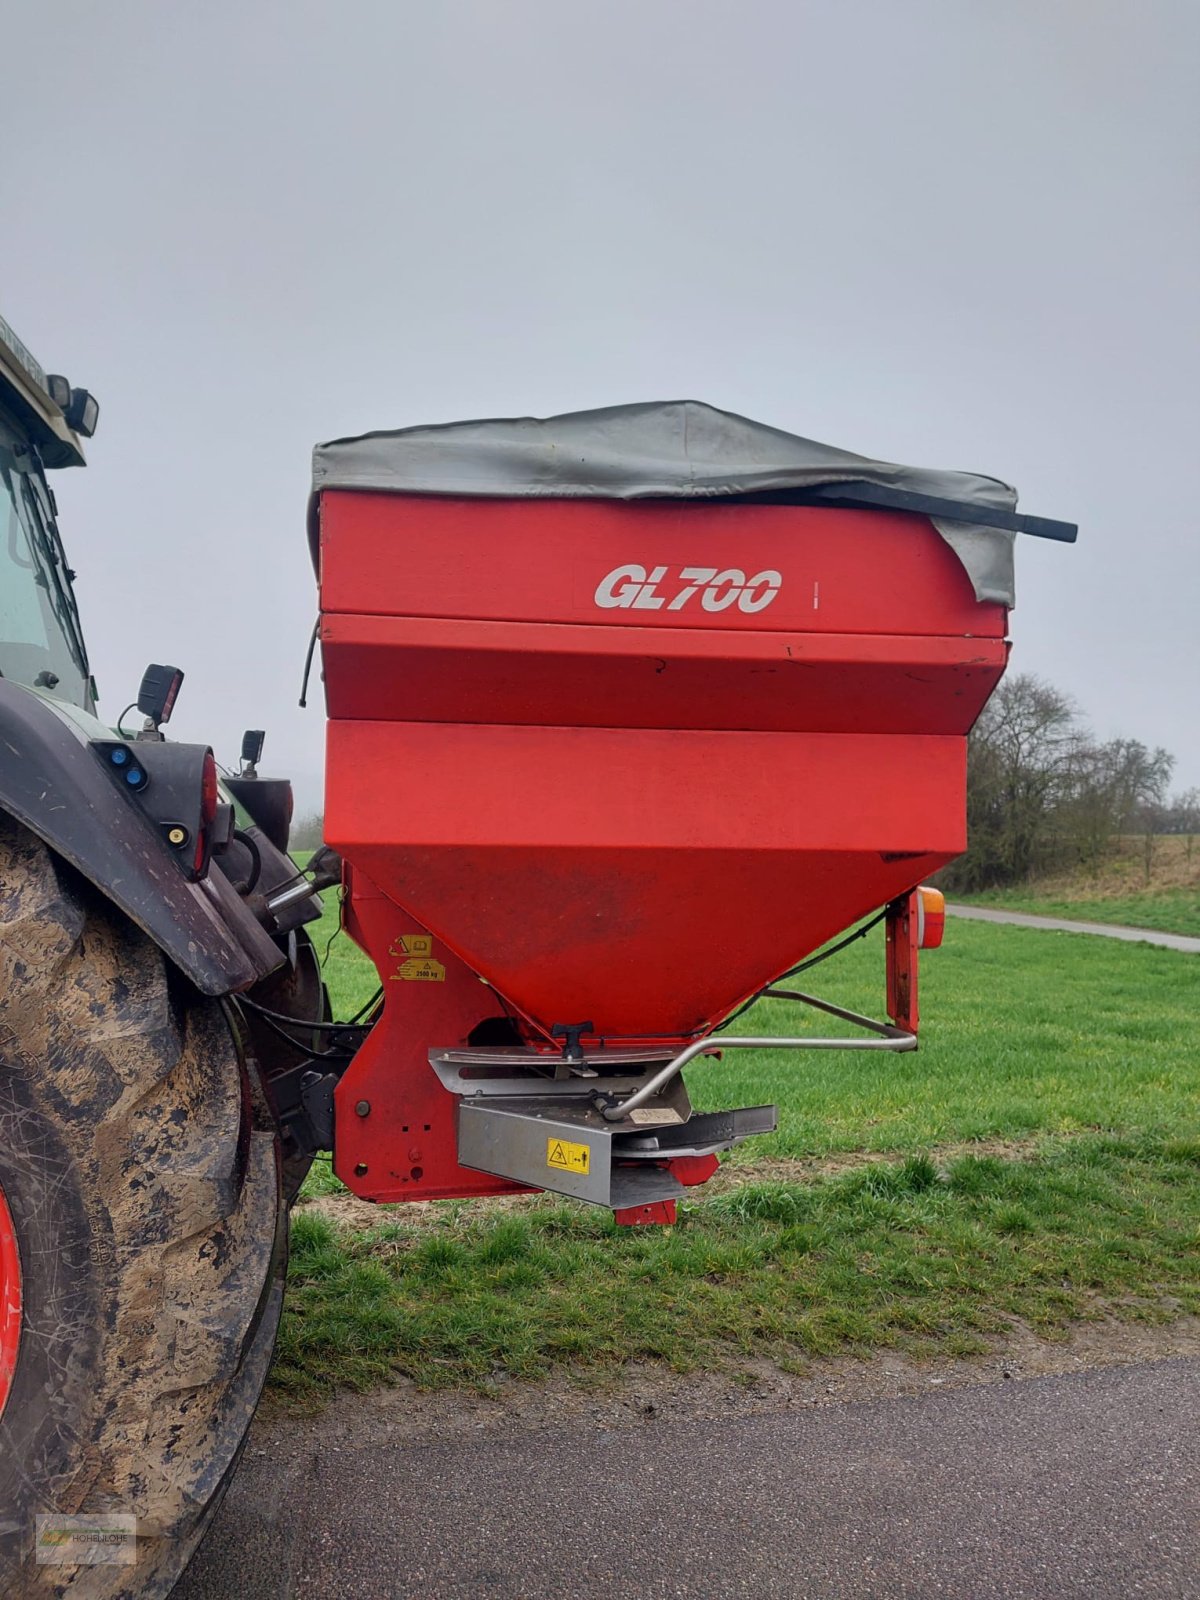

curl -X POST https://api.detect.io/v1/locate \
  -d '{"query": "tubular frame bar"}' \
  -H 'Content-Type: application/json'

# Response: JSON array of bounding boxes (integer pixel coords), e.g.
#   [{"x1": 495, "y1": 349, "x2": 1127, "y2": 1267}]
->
[{"x1": 598, "y1": 990, "x2": 916, "y2": 1123}]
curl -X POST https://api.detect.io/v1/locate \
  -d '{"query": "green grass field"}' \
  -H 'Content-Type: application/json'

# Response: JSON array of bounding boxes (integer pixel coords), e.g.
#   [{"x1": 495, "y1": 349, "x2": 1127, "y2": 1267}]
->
[
  {"x1": 275, "y1": 896, "x2": 1200, "y2": 1400},
  {"x1": 957, "y1": 835, "x2": 1200, "y2": 939},
  {"x1": 959, "y1": 886, "x2": 1200, "y2": 940}
]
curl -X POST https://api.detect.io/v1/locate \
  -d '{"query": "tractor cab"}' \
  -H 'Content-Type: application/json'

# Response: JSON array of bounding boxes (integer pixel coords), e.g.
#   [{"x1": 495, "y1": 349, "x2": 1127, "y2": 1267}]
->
[{"x1": 0, "y1": 315, "x2": 97, "y2": 711}]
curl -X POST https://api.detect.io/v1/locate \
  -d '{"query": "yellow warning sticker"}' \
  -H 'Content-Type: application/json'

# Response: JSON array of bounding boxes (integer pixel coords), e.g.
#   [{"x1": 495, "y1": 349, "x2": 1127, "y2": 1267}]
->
[
  {"x1": 546, "y1": 1137, "x2": 590, "y2": 1175},
  {"x1": 392, "y1": 957, "x2": 446, "y2": 982},
  {"x1": 387, "y1": 933, "x2": 445, "y2": 981}
]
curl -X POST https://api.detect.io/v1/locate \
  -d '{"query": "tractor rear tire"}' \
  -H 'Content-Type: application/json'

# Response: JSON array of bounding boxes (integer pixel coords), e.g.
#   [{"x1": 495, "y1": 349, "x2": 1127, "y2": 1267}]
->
[{"x1": 0, "y1": 819, "x2": 285, "y2": 1598}]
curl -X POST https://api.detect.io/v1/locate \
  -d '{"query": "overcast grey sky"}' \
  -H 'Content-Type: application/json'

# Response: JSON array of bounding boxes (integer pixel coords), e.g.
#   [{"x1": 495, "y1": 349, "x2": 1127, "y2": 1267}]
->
[{"x1": 5, "y1": 0, "x2": 1198, "y2": 805}]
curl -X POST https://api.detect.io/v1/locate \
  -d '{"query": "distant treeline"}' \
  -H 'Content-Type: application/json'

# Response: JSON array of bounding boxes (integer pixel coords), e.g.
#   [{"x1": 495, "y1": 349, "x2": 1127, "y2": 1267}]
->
[
  {"x1": 944, "y1": 673, "x2": 1197, "y2": 892},
  {"x1": 290, "y1": 812, "x2": 327, "y2": 854}
]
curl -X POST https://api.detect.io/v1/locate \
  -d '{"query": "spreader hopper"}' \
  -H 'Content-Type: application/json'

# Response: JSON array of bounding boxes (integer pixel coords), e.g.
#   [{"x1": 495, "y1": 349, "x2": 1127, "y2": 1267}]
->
[{"x1": 313, "y1": 402, "x2": 1074, "y2": 1219}]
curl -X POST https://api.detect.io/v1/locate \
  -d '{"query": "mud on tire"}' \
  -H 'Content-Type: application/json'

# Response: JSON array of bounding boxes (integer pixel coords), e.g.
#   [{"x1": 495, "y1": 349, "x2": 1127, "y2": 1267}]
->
[{"x1": 0, "y1": 819, "x2": 285, "y2": 1598}]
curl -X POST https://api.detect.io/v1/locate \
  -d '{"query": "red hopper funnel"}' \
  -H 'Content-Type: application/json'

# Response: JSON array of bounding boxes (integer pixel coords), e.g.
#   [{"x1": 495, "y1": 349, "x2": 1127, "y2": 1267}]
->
[
  {"x1": 313, "y1": 405, "x2": 1076, "y2": 1211},
  {"x1": 315, "y1": 412, "x2": 1033, "y2": 1039}
]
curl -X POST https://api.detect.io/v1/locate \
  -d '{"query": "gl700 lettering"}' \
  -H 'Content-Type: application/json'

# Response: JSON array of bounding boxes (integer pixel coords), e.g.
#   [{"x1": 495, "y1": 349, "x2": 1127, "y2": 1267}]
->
[{"x1": 594, "y1": 564, "x2": 783, "y2": 615}]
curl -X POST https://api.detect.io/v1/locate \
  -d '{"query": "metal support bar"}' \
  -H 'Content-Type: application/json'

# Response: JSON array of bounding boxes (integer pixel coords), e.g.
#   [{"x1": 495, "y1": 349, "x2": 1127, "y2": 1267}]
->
[
  {"x1": 597, "y1": 991, "x2": 915, "y2": 1123},
  {"x1": 430, "y1": 1045, "x2": 677, "y2": 1100},
  {"x1": 760, "y1": 986, "x2": 910, "y2": 1035},
  {"x1": 885, "y1": 891, "x2": 920, "y2": 1033},
  {"x1": 266, "y1": 877, "x2": 320, "y2": 915}
]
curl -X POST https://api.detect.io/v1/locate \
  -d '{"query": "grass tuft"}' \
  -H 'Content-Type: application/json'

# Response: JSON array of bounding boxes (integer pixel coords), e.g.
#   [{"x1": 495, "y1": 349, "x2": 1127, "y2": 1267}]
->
[{"x1": 275, "y1": 1134, "x2": 1200, "y2": 1400}]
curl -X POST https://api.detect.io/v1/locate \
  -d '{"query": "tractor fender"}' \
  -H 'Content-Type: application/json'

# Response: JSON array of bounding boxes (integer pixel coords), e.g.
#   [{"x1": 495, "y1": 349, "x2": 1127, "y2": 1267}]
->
[{"x1": 0, "y1": 679, "x2": 283, "y2": 996}]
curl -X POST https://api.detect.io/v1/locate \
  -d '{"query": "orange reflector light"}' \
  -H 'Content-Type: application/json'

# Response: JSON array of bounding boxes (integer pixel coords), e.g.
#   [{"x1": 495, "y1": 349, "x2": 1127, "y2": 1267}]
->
[{"x1": 916, "y1": 885, "x2": 945, "y2": 949}]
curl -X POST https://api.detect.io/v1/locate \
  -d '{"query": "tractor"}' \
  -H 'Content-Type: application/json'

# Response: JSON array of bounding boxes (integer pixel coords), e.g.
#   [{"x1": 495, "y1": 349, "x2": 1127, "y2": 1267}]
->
[
  {"x1": 0, "y1": 315, "x2": 331, "y2": 1596},
  {"x1": 0, "y1": 317, "x2": 1074, "y2": 1596}
]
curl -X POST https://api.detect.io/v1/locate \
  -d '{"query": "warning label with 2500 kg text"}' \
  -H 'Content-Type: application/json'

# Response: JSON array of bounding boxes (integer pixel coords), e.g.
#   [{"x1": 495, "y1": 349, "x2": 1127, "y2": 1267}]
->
[{"x1": 388, "y1": 932, "x2": 446, "y2": 982}]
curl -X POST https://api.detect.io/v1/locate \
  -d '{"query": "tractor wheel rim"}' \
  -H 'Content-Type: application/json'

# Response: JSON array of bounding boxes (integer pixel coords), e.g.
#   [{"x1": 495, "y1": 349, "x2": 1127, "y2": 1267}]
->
[{"x1": 0, "y1": 1177, "x2": 21, "y2": 1420}]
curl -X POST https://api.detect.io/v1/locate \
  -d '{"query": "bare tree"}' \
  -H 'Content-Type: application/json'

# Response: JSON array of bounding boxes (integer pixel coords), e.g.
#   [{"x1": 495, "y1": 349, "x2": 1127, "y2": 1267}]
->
[
  {"x1": 955, "y1": 675, "x2": 1082, "y2": 888},
  {"x1": 1159, "y1": 786, "x2": 1200, "y2": 836},
  {"x1": 1060, "y1": 737, "x2": 1174, "y2": 869},
  {"x1": 1164, "y1": 788, "x2": 1200, "y2": 870},
  {"x1": 945, "y1": 677, "x2": 1178, "y2": 892}
]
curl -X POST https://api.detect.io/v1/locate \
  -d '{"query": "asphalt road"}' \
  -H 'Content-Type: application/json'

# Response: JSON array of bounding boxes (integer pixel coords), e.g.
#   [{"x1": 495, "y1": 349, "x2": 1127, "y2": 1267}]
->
[
  {"x1": 177, "y1": 1356, "x2": 1200, "y2": 1599},
  {"x1": 945, "y1": 903, "x2": 1200, "y2": 954}
]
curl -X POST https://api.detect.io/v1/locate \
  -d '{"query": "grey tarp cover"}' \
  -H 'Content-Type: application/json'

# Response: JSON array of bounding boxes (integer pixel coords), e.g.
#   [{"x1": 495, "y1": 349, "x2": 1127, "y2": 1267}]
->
[{"x1": 312, "y1": 400, "x2": 1019, "y2": 606}]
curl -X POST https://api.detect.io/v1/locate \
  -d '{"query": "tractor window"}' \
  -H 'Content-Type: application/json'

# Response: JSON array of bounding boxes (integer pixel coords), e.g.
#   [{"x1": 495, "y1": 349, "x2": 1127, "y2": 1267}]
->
[{"x1": 0, "y1": 429, "x2": 91, "y2": 707}]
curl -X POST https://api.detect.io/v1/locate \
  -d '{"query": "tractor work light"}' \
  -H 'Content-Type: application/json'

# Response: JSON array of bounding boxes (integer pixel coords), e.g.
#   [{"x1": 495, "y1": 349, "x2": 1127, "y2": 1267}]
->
[
  {"x1": 240, "y1": 728, "x2": 266, "y2": 776},
  {"x1": 137, "y1": 663, "x2": 184, "y2": 729},
  {"x1": 65, "y1": 387, "x2": 99, "y2": 438},
  {"x1": 225, "y1": 729, "x2": 297, "y2": 852},
  {"x1": 45, "y1": 376, "x2": 100, "y2": 437}
]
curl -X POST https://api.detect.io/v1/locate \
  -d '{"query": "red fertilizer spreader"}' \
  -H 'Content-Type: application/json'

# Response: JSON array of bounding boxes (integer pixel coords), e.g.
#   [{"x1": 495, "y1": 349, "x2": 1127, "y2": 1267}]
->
[{"x1": 313, "y1": 402, "x2": 1075, "y2": 1223}]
